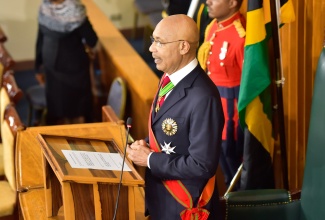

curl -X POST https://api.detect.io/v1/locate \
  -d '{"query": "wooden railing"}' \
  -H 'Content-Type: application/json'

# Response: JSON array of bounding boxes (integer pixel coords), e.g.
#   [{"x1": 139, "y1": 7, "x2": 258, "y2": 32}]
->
[{"x1": 82, "y1": 0, "x2": 159, "y2": 140}]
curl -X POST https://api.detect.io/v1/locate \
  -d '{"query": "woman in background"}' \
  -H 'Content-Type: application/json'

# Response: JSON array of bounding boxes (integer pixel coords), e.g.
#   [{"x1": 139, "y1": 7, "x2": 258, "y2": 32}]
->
[{"x1": 35, "y1": 0, "x2": 98, "y2": 125}]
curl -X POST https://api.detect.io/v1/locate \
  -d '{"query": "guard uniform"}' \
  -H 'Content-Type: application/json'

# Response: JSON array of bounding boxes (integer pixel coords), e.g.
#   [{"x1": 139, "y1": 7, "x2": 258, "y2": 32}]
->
[{"x1": 198, "y1": 11, "x2": 246, "y2": 188}]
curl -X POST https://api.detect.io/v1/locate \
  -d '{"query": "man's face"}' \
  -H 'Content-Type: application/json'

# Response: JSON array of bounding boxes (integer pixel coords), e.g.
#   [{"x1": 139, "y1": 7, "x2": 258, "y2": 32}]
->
[
  {"x1": 149, "y1": 22, "x2": 183, "y2": 74},
  {"x1": 206, "y1": 0, "x2": 233, "y2": 21}
]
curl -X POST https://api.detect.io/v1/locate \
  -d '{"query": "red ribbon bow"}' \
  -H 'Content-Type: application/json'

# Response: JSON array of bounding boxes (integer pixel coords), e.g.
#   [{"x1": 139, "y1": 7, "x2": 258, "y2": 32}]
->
[{"x1": 180, "y1": 207, "x2": 210, "y2": 220}]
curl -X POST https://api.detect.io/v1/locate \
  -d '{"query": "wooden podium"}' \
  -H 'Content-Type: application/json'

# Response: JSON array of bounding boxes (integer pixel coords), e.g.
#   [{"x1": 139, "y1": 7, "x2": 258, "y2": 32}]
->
[{"x1": 37, "y1": 133, "x2": 144, "y2": 220}]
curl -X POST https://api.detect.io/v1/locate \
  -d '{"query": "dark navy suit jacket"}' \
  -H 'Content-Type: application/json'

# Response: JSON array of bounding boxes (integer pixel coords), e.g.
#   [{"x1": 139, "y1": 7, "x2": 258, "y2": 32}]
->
[{"x1": 145, "y1": 64, "x2": 225, "y2": 220}]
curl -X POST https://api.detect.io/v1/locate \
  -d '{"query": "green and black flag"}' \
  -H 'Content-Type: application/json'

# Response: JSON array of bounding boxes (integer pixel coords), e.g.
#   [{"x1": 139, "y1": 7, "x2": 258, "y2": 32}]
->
[{"x1": 238, "y1": 0, "x2": 295, "y2": 190}]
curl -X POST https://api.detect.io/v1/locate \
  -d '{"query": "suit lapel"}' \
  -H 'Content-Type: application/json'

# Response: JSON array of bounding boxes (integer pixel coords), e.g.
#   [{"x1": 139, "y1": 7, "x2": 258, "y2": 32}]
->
[{"x1": 152, "y1": 66, "x2": 200, "y2": 125}]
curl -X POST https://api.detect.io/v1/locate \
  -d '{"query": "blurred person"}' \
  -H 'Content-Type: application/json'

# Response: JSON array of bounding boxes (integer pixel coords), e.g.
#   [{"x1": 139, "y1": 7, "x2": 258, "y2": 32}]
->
[
  {"x1": 35, "y1": 0, "x2": 98, "y2": 125},
  {"x1": 198, "y1": 0, "x2": 246, "y2": 189},
  {"x1": 127, "y1": 14, "x2": 224, "y2": 220},
  {"x1": 162, "y1": 0, "x2": 191, "y2": 15}
]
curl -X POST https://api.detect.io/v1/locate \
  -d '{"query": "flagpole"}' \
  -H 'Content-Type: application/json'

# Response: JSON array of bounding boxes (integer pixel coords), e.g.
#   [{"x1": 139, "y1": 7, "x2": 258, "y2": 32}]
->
[
  {"x1": 269, "y1": 0, "x2": 289, "y2": 190},
  {"x1": 224, "y1": 164, "x2": 243, "y2": 197}
]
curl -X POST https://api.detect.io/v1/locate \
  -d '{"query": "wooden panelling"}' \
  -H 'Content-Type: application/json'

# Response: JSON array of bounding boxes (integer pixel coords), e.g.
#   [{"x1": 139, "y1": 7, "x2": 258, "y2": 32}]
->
[{"x1": 279, "y1": 0, "x2": 325, "y2": 190}]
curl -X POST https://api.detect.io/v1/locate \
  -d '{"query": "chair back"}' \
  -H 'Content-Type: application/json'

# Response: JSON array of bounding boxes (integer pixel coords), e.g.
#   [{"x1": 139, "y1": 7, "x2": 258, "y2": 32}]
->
[
  {"x1": 0, "y1": 71, "x2": 23, "y2": 176},
  {"x1": 300, "y1": 47, "x2": 325, "y2": 219},
  {"x1": 0, "y1": 103, "x2": 24, "y2": 217},
  {"x1": 1, "y1": 71, "x2": 23, "y2": 130},
  {"x1": 2, "y1": 70, "x2": 23, "y2": 104},
  {"x1": 0, "y1": 62, "x2": 3, "y2": 94},
  {"x1": 0, "y1": 27, "x2": 7, "y2": 43},
  {"x1": 2, "y1": 104, "x2": 24, "y2": 189},
  {"x1": 107, "y1": 77, "x2": 127, "y2": 119},
  {"x1": 0, "y1": 44, "x2": 15, "y2": 72}
]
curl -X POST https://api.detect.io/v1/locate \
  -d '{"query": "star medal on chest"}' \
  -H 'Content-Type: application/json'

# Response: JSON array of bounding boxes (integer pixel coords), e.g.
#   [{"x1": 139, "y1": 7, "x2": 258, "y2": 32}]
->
[
  {"x1": 162, "y1": 118, "x2": 178, "y2": 136},
  {"x1": 160, "y1": 141, "x2": 176, "y2": 154},
  {"x1": 219, "y1": 41, "x2": 228, "y2": 61}
]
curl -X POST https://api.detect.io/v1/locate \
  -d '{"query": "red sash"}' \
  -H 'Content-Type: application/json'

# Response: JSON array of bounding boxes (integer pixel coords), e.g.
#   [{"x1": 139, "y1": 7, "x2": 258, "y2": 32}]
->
[{"x1": 148, "y1": 80, "x2": 216, "y2": 220}]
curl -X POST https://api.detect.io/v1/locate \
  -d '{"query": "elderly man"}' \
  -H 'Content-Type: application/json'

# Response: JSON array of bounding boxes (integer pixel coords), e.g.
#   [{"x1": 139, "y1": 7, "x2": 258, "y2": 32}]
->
[{"x1": 127, "y1": 14, "x2": 224, "y2": 220}]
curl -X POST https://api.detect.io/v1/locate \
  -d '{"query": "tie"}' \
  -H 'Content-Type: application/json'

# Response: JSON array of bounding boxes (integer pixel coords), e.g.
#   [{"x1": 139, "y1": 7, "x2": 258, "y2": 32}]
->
[{"x1": 155, "y1": 75, "x2": 174, "y2": 112}]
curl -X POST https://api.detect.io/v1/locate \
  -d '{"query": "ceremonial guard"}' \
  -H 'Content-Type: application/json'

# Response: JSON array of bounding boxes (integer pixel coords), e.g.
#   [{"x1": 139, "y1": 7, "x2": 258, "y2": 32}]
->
[{"x1": 198, "y1": 0, "x2": 246, "y2": 188}]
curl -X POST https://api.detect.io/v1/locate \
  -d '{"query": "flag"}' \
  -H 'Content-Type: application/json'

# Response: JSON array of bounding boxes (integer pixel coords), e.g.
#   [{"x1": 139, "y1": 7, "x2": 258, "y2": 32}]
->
[
  {"x1": 238, "y1": 0, "x2": 295, "y2": 189},
  {"x1": 279, "y1": 0, "x2": 295, "y2": 24}
]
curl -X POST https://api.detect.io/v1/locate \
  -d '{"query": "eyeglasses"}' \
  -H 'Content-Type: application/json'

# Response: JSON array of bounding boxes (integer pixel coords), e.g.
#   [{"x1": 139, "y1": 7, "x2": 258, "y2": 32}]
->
[{"x1": 150, "y1": 36, "x2": 184, "y2": 48}]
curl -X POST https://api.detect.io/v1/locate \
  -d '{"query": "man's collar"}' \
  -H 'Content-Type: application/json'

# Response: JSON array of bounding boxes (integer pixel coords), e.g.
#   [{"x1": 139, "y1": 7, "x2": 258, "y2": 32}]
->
[
  {"x1": 216, "y1": 11, "x2": 241, "y2": 29},
  {"x1": 167, "y1": 59, "x2": 198, "y2": 86}
]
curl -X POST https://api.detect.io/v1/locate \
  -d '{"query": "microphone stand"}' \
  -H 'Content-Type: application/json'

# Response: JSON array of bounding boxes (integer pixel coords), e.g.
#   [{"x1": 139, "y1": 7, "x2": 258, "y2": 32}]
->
[{"x1": 112, "y1": 117, "x2": 132, "y2": 220}]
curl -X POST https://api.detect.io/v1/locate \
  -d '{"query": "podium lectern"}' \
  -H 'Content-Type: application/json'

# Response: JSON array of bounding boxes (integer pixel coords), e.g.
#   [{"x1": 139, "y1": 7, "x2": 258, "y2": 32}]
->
[{"x1": 38, "y1": 134, "x2": 144, "y2": 220}]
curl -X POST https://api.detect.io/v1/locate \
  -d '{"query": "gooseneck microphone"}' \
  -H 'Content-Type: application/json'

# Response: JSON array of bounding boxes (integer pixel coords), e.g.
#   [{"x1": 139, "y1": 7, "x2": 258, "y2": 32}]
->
[{"x1": 112, "y1": 117, "x2": 132, "y2": 220}]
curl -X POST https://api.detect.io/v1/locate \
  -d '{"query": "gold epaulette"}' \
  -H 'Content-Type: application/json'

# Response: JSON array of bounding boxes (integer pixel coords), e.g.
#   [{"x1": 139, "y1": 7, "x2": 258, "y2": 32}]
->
[
  {"x1": 198, "y1": 41, "x2": 211, "y2": 71},
  {"x1": 197, "y1": 19, "x2": 216, "y2": 71},
  {"x1": 233, "y1": 19, "x2": 246, "y2": 38},
  {"x1": 203, "y1": 19, "x2": 216, "y2": 42}
]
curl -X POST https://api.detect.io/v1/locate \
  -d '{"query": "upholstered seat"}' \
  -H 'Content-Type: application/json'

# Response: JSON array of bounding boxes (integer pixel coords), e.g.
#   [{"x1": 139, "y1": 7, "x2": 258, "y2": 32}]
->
[
  {"x1": 106, "y1": 77, "x2": 127, "y2": 120},
  {"x1": 2, "y1": 70, "x2": 23, "y2": 105},
  {"x1": 0, "y1": 63, "x2": 4, "y2": 178},
  {"x1": 0, "y1": 71, "x2": 23, "y2": 178},
  {"x1": 0, "y1": 181, "x2": 16, "y2": 216},
  {"x1": 222, "y1": 47, "x2": 325, "y2": 220},
  {"x1": 0, "y1": 103, "x2": 25, "y2": 219},
  {"x1": 25, "y1": 84, "x2": 46, "y2": 126},
  {"x1": 1, "y1": 71, "x2": 23, "y2": 128},
  {"x1": 102, "y1": 77, "x2": 133, "y2": 143},
  {"x1": 0, "y1": 44, "x2": 15, "y2": 73},
  {"x1": 0, "y1": 27, "x2": 7, "y2": 43}
]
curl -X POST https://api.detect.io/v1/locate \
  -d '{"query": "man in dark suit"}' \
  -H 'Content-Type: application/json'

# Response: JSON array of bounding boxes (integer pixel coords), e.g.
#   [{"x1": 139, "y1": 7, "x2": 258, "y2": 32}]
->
[{"x1": 127, "y1": 14, "x2": 224, "y2": 220}]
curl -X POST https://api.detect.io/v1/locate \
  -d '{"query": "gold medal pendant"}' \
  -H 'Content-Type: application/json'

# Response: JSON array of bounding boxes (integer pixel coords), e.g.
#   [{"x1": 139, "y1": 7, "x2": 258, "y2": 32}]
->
[
  {"x1": 155, "y1": 97, "x2": 162, "y2": 112},
  {"x1": 162, "y1": 118, "x2": 178, "y2": 136}
]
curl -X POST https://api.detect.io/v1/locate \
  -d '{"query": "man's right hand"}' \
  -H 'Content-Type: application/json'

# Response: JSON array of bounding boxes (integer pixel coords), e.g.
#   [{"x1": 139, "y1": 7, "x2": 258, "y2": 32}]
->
[{"x1": 127, "y1": 139, "x2": 153, "y2": 167}]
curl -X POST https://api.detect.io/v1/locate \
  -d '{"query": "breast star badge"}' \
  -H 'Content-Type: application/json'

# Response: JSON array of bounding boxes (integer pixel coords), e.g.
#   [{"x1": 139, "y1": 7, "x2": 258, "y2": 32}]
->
[
  {"x1": 160, "y1": 141, "x2": 176, "y2": 154},
  {"x1": 162, "y1": 118, "x2": 178, "y2": 136}
]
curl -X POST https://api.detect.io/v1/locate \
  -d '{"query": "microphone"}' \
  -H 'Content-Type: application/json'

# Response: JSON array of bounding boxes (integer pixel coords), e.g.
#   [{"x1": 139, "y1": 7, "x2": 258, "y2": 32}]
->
[{"x1": 112, "y1": 117, "x2": 132, "y2": 220}]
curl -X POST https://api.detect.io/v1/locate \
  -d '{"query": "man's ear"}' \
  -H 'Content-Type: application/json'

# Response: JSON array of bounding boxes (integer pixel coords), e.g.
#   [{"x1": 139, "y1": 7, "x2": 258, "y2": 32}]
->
[
  {"x1": 229, "y1": 0, "x2": 238, "y2": 9},
  {"x1": 179, "y1": 41, "x2": 190, "y2": 55}
]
